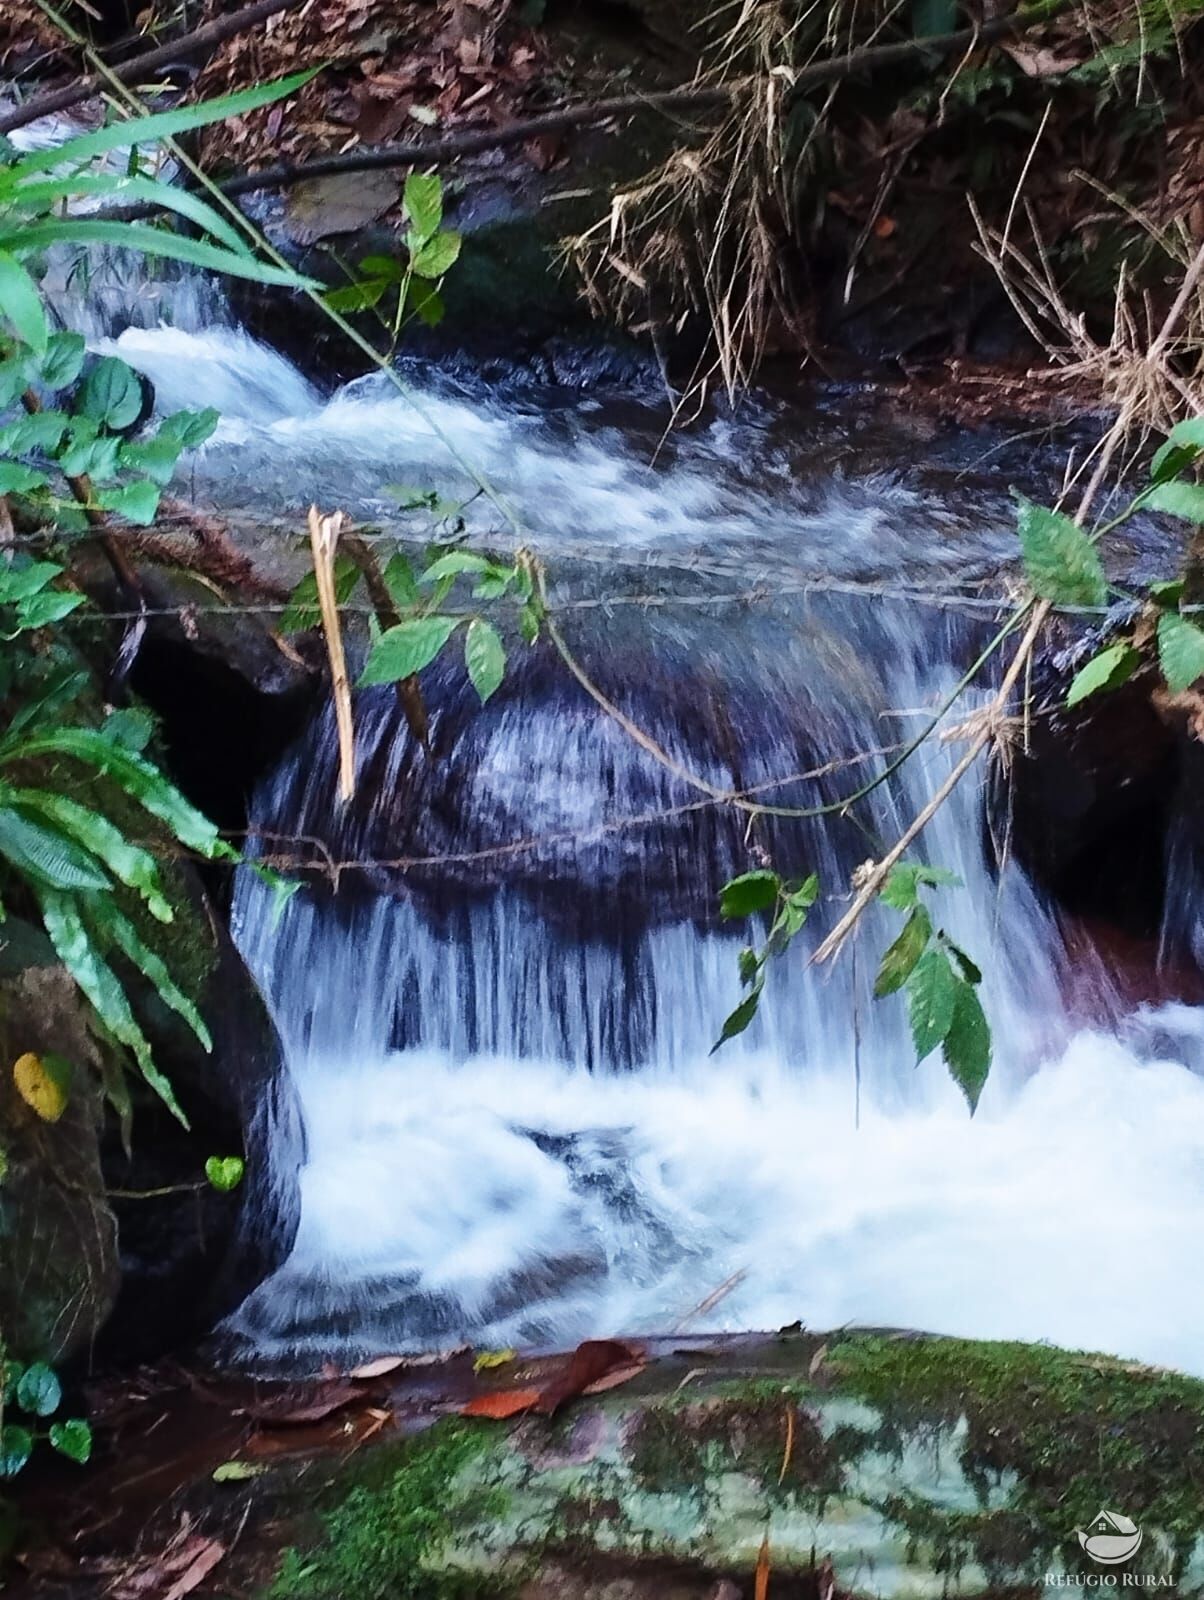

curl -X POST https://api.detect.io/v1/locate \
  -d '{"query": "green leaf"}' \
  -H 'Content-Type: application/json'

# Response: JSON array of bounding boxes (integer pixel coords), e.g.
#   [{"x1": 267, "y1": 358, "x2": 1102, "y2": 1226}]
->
[
  {"x1": 11, "y1": 71, "x2": 320, "y2": 177},
  {"x1": 420, "y1": 550, "x2": 491, "y2": 583},
  {"x1": 35, "y1": 889, "x2": 187, "y2": 1126},
  {"x1": 118, "y1": 436, "x2": 181, "y2": 486},
  {"x1": 4, "y1": 729, "x2": 225, "y2": 858},
  {"x1": 0, "y1": 805, "x2": 110, "y2": 890},
  {"x1": 944, "y1": 940, "x2": 983, "y2": 985},
  {"x1": 1016, "y1": 497, "x2": 1107, "y2": 608},
  {"x1": 408, "y1": 279, "x2": 445, "y2": 328},
  {"x1": 359, "y1": 616, "x2": 459, "y2": 686},
  {"x1": 277, "y1": 553, "x2": 359, "y2": 632},
  {"x1": 59, "y1": 434, "x2": 122, "y2": 480},
  {"x1": 0, "y1": 461, "x2": 49, "y2": 494},
  {"x1": 0, "y1": 1425, "x2": 32, "y2": 1478},
  {"x1": 0, "y1": 560, "x2": 61, "y2": 603},
  {"x1": 409, "y1": 230, "x2": 461, "y2": 281},
  {"x1": 519, "y1": 600, "x2": 541, "y2": 645},
  {"x1": 47, "y1": 1419, "x2": 91, "y2": 1465},
  {"x1": 39, "y1": 331, "x2": 86, "y2": 390},
  {"x1": 737, "y1": 946, "x2": 760, "y2": 984},
  {"x1": 12, "y1": 173, "x2": 252, "y2": 255},
  {"x1": 18, "y1": 590, "x2": 85, "y2": 629},
  {"x1": 879, "y1": 862, "x2": 960, "y2": 910},
  {"x1": 1065, "y1": 641, "x2": 1140, "y2": 707},
  {"x1": 156, "y1": 407, "x2": 220, "y2": 451},
  {"x1": 78, "y1": 357, "x2": 143, "y2": 429},
  {"x1": 1143, "y1": 480, "x2": 1204, "y2": 524},
  {"x1": 0, "y1": 247, "x2": 47, "y2": 354},
  {"x1": 1151, "y1": 418, "x2": 1204, "y2": 483},
  {"x1": 905, "y1": 947, "x2": 959, "y2": 1062},
  {"x1": 213, "y1": 1460, "x2": 267, "y2": 1483},
  {"x1": 874, "y1": 906, "x2": 931, "y2": 997},
  {"x1": 87, "y1": 896, "x2": 211, "y2": 1051},
  {"x1": 94, "y1": 478, "x2": 159, "y2": 524},
  {"x1": 710, "y1": 982, "x2": 764, "y2": 1053},
  {"x1": 323, "y1": 278, "x2": 390, "y2": 314},
  {"x1": 1149, "y1": 579, "x2": 1185, "y2": 608},
  {"x1": 15, "y1": 1361, "x2": 60, "y2": 1417},
  {"x1": 0, "y1": 411, "x2": 70, "y2": 453},
  {"x1": 404, "y1": 173, "x2": 443, "y2": 240},
  {"x1": 205, "y1": 1155, "x2": 245, "y2": 1192},
  {"x1": 1157, "y1": 611, "x2": 1204, "y2": 693},
  {"x1": 912, "y1": 0, "x2": 958, "y2": 35},
  {"x1": 10, "y1": 790, "x2": 172, "y2": 921},
  {"x1": 382, "y1": 552, "x2": 420, "y2": 609},
  {"x1": 943, "y1": 979, "x2": 992, "y2": 1113},
  {"x1": 464, "y1": 618, "x2": 505, "y2": 703},
  {"x1": 4, "y1": 221, "x2": 318, "y2": 291},
  {"x1": 719, "y1": 870, "x2": 780, "y2": 919}
]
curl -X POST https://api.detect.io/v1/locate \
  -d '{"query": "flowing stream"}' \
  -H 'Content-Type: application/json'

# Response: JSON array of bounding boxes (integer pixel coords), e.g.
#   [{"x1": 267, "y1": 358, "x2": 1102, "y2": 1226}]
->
[{"x1": 85, "y1": 280, "x2": 1204, "y2": 1377}]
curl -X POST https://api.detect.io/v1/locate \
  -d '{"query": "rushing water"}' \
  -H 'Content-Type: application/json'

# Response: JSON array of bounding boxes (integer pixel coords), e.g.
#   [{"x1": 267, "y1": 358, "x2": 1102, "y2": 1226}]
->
[{"x1": 82, "y1": 285, "x2": 1204, "y2": 1376}]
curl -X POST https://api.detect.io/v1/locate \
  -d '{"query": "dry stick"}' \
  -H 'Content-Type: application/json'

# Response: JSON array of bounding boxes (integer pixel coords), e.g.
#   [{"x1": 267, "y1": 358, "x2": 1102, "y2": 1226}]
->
[
  {"x1": 104, "y1": 0, "x2": 1071, "y2": 214},
  {"x1": 308, "y1": 506, "x2": 356, "y2": 803},
  {"x1": 0, "y1": 0, "x2": 307, "y2": 135}
]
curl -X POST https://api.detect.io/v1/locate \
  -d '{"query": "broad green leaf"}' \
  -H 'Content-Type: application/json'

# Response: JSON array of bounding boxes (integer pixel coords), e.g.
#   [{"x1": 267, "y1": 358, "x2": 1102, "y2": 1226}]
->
[
  {"x1": 17, "y1": 590, "x2": 83, "y2": 629},
  {"x1": 404, "y1": 173, "x2": 443, "y2": 240},
  {"x1": 6, "y1": 729, "x2": 225, "y2": 857},
  {"x1": 35, "y1": 889, "x2": 187, "y2": 1125},
  {"x1": 0, "y1": 347, "x2": 34, "y2": 407},
  {"x1": 323, "y1": 278, "x2": 390, "y2": 314},
  {"x1": 88, "y1": 896, "x2": 211, "y2": 1051},
  {"x1": 205, "y1": 1155, "x2": 245, "y2": 1192},
  {"x1": 420, "y1": 550, "x2": 491, "y2": 583},
  {"x1": 39, "y1": 331, "x2": 86, "y2": 389},
  {"x1": 1157, "y1": 611, "x2": 1204, "y2": 693},
  {"x1": 408, "y1": 279, "x2": 445, "y2": 328},
  {"x1": 59, "y1": 434, "x2": 122, "y2": 479},
  {"x1": 711, "y1": 982, "x2": 764, "y2": 1053},
  {"x1": 0, "y1": 462, "x2": 49, "y2": 494},
  {"x1": 1065, "y1": 641, "x2": 1140, "y2": 707},
  {"x1": 905, "y1": 947, "x2": 959, "y2": 1062},
  {"x1": 943, "y1": 979, "x2": 992, "y2": 1113},
  {"x1": 0, "y1": 806, "x2": 110, "y2": 890},
  {"x1": 1016, "y1": 497, "x2": 1107, "y2": 608},
  {"x1": 1151, "y1": 418, "x2": 1204, "y2": 482},
  {"x1": 879, "y1": 861, "x2": 960, "y2": 910},
  {"x1": 48, "y1": 1419, "x2": 91, "y2": 1464},
  {"x1": 12, "y1": 1050, "x2": 71, "y2": 1123},
  {"x1": 0, "y1": 411, "x2": 70, "y2": 453},
  {"x1": 1149, "y1": 579, "x2": 1185, "y2": 608},
  {"x1": 15, "y1": 1361, "x2": 61, "y2": 1417},
  {"x1": 1143, "y1": 480, "x2": 1204, "y2": 524},
  {"x1": 156, "y1": 407, "x2": 220, "y2": 451},
  {"x1": 95, "y1": 479, "x2": 161, "y2": 525},
  {"x1": 78, "y1": 356, "x2": 143, "y2": 429},
  {"x1": 0, "y1": 560, "x2": 62, "y2": 603},
  {"x1": 737, "y1": 946, "x2": 760, "y2": 984},
  {"x1": 11, "y1": 71, "x2": 319, "y2": 176},
  {"x1": 10, "y1": 788, "x2": 172, "y2": 920},
  {"x1": 719, "y1": 870, "x2": 780, "y2": 919},
  {"x1": 118, "y1": 435, "x2": 182, "y2": 486},
  {"x1": 213, "y1": 1460, "x2": 267, "y2": 1483},
  {"x1": 278, "y1": 554, "x2": 359, "y2": 632},
  {"x1": 359, "y1": 616, "x2": 459, "y2": 686},
  {"x1": 4, "y1": 221, "x2": 318, "y2": 290},
  {"x1": 382, "y1": 552, "x2": 420, "y2": 609},
  {"x1": 0, "y1": 247, "x2": 47, "y2": 354},
  {"x1": 464, "y1": 618, "x2": 505, "y2": 703},
  {"x1": 0, "y1": 1425, "x2": 32, "y2": 1478},
  {"x1": 409, "y1": 229, "x2": 461, "y2": 280},
  {"x1": 874, "y1": 906, "x2": 931, "y2": 997},
  {"x1": 11, "y1": 174, "x2": 251, "y2": 255}
]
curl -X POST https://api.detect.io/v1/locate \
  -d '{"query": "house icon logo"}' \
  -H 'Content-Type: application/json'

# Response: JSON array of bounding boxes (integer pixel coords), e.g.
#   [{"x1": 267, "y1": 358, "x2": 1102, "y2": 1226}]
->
[{"x1": 1079, "y1": 1510, "x2": 1143, "y2": 1565}]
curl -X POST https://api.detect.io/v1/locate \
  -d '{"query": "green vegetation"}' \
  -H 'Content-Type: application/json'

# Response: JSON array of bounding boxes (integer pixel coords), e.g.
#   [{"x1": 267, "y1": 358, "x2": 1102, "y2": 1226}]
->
[{"x1": 0, "y1": 1353, "x2": 91, "y2": 1481}]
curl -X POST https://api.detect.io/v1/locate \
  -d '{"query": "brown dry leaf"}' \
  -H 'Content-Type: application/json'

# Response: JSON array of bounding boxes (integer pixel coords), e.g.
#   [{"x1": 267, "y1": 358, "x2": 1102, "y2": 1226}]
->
[
  {"x1": 460, "y1": 1387, "x2": 541, "y2": 1419},
  {"x1": 579, "y1": 1361, "x2": 645, "y2": 1396},
  {"x1": 162, "y1": 1539, "x2": 226, "y2": 1600},
  {"x1": 808, "y1": 1342, "x2": 829, "y2": 1380},
  {"x1": 534, "y1": 1339, "x2": 643, "y2": 1416},
  {"x1": 1002, "y1": 41, "x2": 1082, "y2": 76},
  {"x1": 349, "y1": 1355, "x2": 408, "y2": 1379},
  {"x1": 754, "y1": 1533, "x2": 771, "y2": 1600},
  {"x1": 245, "y1": 1381, "x2": 363, "y2": 1425}
]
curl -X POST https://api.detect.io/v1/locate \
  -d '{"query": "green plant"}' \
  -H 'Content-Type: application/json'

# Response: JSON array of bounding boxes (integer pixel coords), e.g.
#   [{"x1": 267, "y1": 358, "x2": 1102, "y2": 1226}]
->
[{"x1": 0, "y1": 1356, "x2": 91, "y2": 1480}]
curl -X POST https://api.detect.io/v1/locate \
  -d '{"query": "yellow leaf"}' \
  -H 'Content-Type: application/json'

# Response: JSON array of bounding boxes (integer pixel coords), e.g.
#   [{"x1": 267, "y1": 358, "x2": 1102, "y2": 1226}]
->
[
  {"x1": 13, "y1": 1052, "x2": 71, "y2": 1123},
  {"x1": 473, "y1": 1348, "x2": 517, "y2": 1373}
]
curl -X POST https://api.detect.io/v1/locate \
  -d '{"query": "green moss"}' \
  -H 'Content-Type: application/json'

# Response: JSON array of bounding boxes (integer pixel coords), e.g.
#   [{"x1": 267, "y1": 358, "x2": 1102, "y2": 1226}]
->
[
  {"x1": 266, "y1": 1420, "x2": 512, "y2": 1600},
  {"x1": 828, "y1": 1334, "x2": 1204, "y2": 1580}
]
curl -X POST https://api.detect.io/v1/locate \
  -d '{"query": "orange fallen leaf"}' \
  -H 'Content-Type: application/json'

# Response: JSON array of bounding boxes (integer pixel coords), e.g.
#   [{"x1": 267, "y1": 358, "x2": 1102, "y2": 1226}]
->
[
  {"x1": 162, "y1": 1539, "x2": 225, "y2": 1600},
  {"x1": 580, "y1": 1361, "x2": 645, "y2": 1396},
  {"x1": 534, "y1": 1339, "x2": 643, "y2": 1416},
  {"x1": 755, "y1": 1533, "x2": 771, "y2": 1600},
  {"x1": 460, "y1": 1387, "x2": 540, "y2": 1420}
]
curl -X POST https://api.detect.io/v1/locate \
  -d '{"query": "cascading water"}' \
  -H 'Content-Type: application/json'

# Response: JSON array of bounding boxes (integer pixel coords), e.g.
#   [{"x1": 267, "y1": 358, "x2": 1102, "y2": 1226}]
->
[{"x1": 94, "y1": 307, "x2": 1204, "y2": 1376}]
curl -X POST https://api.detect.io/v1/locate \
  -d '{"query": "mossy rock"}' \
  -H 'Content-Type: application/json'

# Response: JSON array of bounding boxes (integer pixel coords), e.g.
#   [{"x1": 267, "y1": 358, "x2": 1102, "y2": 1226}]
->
[
  {"x1": 0, "y1": 926, "x2": 120, "y2": 1362},
  {"x1": 259, "y1": 1332, "x2": 1204, "y2": 1599}
]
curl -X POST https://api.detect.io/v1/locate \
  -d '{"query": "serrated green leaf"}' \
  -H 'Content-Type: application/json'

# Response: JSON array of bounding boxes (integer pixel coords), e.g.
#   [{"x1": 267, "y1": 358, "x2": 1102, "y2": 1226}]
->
[
  {"x1": 119, "y1": 435, "x2": 182, "y2": 486},
  {"x1": 359, "y1": 616, "x2": 459, "y2": 686},
  {"x1": 737, "y1": 946, "x2": 760, "y2": 984},
  {"x1": 59, "y1": 434, "x2": 122, "y2": 480},
  {"x1": 0, "y1": 461, "x2": 49, "y2": 494},
  {"x1": 943, "y1": 979, "x2": 992, "y2": 1113},
  {"x1": 48, "y1": 1419, "x2": 91, "y2": 1464},
  {"x1": 1016, "y1": 497, "x2": 1107, "y2": 608},
  {"x1": 0, "y1": 247, "x2": 47, "y2": 354},
  {"x1": 404, "y1": 173, "x2": 443, "y2": 240},
  {"x1": 464, "y1": 617, "x2": 505, "y2": 703},
  {"x1": 0, "y1": 560, "x2": 61, "y2": 603},
  {"x1": 710, "y1": 981, "x2": 764, "y2": 1053},
  {"x1": 1143, "y1": 480, "x2": 1204, "y2": 524},
  {"x1": 420, "y1": 550, "x2": 491, "y2": 583},
  {"x1": 382, "y1": 552, "x2": 420, "y2": 609},
  {"x1": 95, "y1": 478, "x2": 160, "y2": 525},
  {"x1": 874, "y1": 906, "x2": 931, "y2": 997},
  {"x1": 719, "y1": 870, "x2": 780, "y2": 919},
  {"x1": 17, "y1": 590, "x2": 85, "y2": 628},
  {"x1": 277, "y1": 553, "x2": 359, "y2": 633},
  {"x1": 905, "y1": 947, "x2": 959, "y2": 1062},
  {"x1": 1157, "y1": 611, "x2": 1204, "y2": 693},
  {"x1": 15, "y1": 1361, "x2": 60, "y2": 1417},
  {"x1": 410, "y1": 230, "x2": 461, "y2": 280},
  {"x1": 519, "y1": 599, "x2": 541, "y2": 645},
  {"x1": 944, "y1": 940, "x2": 983, "y2": 985},
  {"x1": 39, "y1": 331, "x2": 86, "y2": 390},
  {"x1": 1066, "y1": 641, "x2": 1140, "y2": 707},
  {"x1": 408, "y1": 279, "x2": 444, "y2": 328},
  {"x1": 156, "y1": 407, "x2": 220, "y2": 451}
]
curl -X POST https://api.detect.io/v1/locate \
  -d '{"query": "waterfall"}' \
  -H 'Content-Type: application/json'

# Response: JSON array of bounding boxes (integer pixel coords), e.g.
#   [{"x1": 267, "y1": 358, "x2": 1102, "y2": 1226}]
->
[{"x1": 92, "y1": 314, "x2": 1204, "y2": 1375}]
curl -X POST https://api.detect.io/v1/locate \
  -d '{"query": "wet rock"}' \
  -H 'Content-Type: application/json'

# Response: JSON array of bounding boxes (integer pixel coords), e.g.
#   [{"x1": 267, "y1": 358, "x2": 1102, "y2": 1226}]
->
[{"x1": 0, "y1": 923, "x2": 120, "y2": 1362}]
